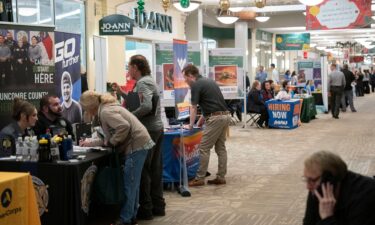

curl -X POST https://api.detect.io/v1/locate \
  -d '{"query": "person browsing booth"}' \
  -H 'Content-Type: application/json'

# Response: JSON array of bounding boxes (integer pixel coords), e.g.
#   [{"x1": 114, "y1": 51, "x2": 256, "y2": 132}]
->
[
  {"x1": 182, "y1": 64, "x2": 231, "y2": 187},
  {"x1": 302, "y1": 151, "x2": 375, "y2": 225}
]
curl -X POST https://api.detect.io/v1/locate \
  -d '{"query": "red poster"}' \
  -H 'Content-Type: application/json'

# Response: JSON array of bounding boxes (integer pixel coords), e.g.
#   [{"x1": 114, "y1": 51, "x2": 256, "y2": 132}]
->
[{"x1": 306, "y1": 0, "x2": 372, "y2": 30}]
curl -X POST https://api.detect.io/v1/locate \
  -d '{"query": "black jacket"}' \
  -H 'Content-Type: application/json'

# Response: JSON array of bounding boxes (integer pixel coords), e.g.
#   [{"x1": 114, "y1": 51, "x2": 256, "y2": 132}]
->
[
  {"x1": 303, "y1": 171, "x2": 375, "y2": 225},
  {"x1": 247, "y1": 89, "x2": 265, "y2": 113},
  {"x1": 341, "y1": 69, "x2": 355, "y2": 91},
  {"x1": 33, "y1": 111, "x2": 74, "y2": 139}
]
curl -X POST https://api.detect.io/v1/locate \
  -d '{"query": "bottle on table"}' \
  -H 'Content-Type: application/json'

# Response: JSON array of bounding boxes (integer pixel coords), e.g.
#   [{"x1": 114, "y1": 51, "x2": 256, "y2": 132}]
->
[
  {"x1": 22, "y1": 136, "x2": 31, "y2": 161},
  {"x1": 29, "y1": 136, "x2": 39, "y2": 162},
  {"x1": 15, "y1": 137, "x2": 23, "y2": 161},
  {"x1": 38, "y1": 138, "x2": 51, "y2": 162},
  {"x1": 51, "y1": 136, "x2": 62, "y2": 161}
]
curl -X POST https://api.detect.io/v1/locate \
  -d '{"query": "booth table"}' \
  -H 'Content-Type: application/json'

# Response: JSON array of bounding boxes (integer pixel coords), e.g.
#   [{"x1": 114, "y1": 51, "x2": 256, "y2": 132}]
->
[
  {"x1": 0, "y1": 172, "x2": 41, "y2": 225},
  {"x1": 266, "y1": 99, "x2": 301, "y2": 129},
  {"x1": 163, "y1": 128, "x2": 202, "y2": 183},
  {"x1": 0, "y1": 151, "x2": 110, "y2": 225},
  {"x1": 300, "y1": 96, "x2": 317, "y2": 123}
]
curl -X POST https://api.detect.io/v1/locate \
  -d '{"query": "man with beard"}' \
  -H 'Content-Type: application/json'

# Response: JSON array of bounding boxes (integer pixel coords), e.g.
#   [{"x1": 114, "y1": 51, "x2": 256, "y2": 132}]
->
[
  {"x1": 61, "y1": 71, "x2": 82, "y2": 124},
  {"x1": 33, "y1": 94, "x2": 74, "y2": 138}
]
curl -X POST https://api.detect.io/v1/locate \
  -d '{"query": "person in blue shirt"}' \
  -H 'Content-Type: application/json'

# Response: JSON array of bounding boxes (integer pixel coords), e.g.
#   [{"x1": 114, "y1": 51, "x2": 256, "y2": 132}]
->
[
  {"x1": 284, "y1": 70, "x2": 291, "y2": 81},
  {"x1": 255, "y1": 65, "x2": 268, "y2": 83}
]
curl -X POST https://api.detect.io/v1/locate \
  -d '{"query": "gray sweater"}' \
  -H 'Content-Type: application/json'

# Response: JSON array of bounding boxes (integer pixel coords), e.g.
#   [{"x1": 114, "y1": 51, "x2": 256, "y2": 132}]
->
[
  {"x1": 328, "y1": 71, "x2": 346, "y2": 88},
  {"x1": 132, "y1": 75, "x2": 163, "y2": 131}
]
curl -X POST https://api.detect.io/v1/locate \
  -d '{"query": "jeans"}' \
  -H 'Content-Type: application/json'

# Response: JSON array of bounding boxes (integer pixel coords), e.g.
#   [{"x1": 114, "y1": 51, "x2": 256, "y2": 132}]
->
[
  {"x1": 120, "y1": 149, "x2": 148, "y2": 224},
  {"x1": 138, "y1": 130, "x2": 165, "y2": 215},
  {"x1": 341, "y1": 90, "x2": 356, "y2": 111}
]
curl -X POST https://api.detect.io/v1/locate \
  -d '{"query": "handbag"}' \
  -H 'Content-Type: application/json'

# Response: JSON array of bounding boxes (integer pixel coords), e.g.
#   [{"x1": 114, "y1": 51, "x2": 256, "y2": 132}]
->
[{"x1": 94, "y1": 150, "x2": 125, "y2": 205}]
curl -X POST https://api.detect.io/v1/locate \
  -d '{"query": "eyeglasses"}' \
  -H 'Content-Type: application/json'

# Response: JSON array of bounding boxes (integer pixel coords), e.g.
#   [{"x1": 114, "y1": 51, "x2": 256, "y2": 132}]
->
[{"x1": 301, "y1": 175, "x2": 321, "y2": 184}]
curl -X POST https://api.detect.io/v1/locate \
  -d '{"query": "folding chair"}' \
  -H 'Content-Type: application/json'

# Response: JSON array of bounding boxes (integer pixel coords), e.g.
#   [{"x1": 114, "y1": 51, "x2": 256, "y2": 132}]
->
[{"x1": 243, "y1": 111, "x2": 261, "y2": 128}]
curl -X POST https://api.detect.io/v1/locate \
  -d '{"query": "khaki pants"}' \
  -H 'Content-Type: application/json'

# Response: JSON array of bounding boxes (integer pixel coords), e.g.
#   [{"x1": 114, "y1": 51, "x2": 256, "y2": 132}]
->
[{"x1": 196, "y1": 114, "x2": 231, "y2": 180}]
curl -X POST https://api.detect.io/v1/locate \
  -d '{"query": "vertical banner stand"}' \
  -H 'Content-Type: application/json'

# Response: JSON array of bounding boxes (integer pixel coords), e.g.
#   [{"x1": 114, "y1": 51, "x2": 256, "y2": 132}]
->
[
  {"x1": 178, "y1": 124, "x2": 191, "y2": 197},
  {"x1": 321, "y1": 56, "x2": 329, "y2": 112}
]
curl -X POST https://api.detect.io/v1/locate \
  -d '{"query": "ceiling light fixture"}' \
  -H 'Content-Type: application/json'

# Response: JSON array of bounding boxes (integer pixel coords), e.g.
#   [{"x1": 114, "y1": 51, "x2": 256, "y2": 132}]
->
[
  {"x1": 255, "y1": 0, "x2": 266, "y2": 8},
  {"x1": 217, "y1": 9, "x2": 239, "y2": 24},
  {"x1": 255, "y1": 16, "x2": 270, "y2": 22},
  {"x1": 298, "y1": 0, "x2": 324, "y2": 6},
  {"x1": 173, "y1": 0, "x2": 201, "y2": 13}
]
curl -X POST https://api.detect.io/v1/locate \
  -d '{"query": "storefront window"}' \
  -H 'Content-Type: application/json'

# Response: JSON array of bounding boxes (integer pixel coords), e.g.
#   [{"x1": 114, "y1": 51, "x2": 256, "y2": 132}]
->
[
  {"x1": 256, "y1": 42, "x2": 272, "y2": 69},
  {"x1": 276, "y1": 51, "x2": 285, "y2": 73},
  {"x1": 125, "y1": 39, "x2": 153, "y2": 72},
  {"x1": 17, "y1": 0, "x2": 53, "y2": 25},
  {"x1": 203, "y1": 38, "x2": 217, "y2": 75}
]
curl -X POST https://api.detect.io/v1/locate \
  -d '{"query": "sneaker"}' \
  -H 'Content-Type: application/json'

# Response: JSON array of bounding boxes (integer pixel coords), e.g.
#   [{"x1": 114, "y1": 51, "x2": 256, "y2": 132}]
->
[
  {"x1": 152, "y1": 208, "x2": 166, "y2": 217},
  {"x1": 352, "y1": 109, "x2": 357, "y2": 112},
  {"x1": 207, "y1": 178, "x2": 226, "y2": 185},
  {"x1": 188, "y1": 179, "x2": 205, "y2": 187}
]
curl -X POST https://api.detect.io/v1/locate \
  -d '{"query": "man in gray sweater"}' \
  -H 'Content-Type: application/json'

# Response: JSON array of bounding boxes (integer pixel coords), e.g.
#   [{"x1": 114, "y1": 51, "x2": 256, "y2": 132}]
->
[
  {"x1": 128, "y1": 54, "x2": 166, "y2": 220},
  {"x1": 328, "y1": 64, "x2": 346, "y2": 119}
]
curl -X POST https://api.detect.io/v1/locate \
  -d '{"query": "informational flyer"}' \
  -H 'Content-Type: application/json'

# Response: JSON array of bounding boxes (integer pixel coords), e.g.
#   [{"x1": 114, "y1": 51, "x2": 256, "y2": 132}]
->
[
  {"x1": 154, "y1": 42, "x2": 201, "y2": 100},
  {"x1": 208, "y1": 48, "x2": 244, "y2": 99}
]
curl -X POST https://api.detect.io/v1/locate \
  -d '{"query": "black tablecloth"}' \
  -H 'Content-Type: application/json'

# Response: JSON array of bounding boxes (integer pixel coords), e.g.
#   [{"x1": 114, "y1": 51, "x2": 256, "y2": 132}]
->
[{"x1": 0, "y1": 151, "x2": 110, "y2": 225}]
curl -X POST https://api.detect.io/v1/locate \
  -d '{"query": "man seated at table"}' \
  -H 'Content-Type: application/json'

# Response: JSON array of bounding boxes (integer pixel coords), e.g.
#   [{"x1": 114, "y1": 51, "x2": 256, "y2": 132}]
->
[
  {"x1": 247, "y1": 81, "x2": 268, "y2": 128},
  {"x1": 275, "y1": 80, "x2": 291, "y2": 100},
  {"x1": 33, "y1": 94, "x2": 74, "y2": 138}
]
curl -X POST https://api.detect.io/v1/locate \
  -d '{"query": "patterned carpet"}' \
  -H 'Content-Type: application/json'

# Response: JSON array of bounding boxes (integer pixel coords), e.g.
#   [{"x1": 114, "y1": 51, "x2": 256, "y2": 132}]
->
[{"x1": 139, "y1": 93, "x2": 375, "y2": 225}]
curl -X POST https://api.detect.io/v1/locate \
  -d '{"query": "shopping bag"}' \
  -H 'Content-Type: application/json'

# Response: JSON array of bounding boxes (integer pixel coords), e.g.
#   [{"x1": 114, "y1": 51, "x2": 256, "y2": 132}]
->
[{"x1": 94, "y1": 150, "x2": 124, "y2": 205}]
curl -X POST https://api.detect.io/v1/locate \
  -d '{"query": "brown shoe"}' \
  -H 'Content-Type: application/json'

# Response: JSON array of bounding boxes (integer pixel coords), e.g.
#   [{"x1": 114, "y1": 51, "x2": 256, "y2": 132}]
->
[
  {"x1": 207, "y1": 178, "x2": 226, "y2": 185},
  {"x1": 188, "y1": 179, "x2": 205, "y2": 187}
]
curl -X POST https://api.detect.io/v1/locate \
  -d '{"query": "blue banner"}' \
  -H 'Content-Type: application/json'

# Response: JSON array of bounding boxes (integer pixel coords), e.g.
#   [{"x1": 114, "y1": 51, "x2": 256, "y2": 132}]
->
[
  {"x1": 55, "y1": 32, "x2": 82, "y2": 124},
  {"x1": 173, "y1": 39, "x2": 190, "y2": 120},
  {"x1": 162, "y1": 128, "x2": 202, "y2": 183},
  {"x1": 266, "y1": 99, "x2": 301, "y2": 129}
]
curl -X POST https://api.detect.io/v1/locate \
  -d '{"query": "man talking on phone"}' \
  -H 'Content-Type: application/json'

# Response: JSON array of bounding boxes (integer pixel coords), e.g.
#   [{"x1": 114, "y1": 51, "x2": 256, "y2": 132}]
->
[{"x1": 302, "y1": 151, "x2": 375, "y2": 225}]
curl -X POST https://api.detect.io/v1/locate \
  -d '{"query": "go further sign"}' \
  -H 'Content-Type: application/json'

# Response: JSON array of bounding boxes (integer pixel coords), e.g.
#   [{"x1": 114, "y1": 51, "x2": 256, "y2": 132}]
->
[{"x1": 99, "y1": 14, "x2": 134, "y2": 35}]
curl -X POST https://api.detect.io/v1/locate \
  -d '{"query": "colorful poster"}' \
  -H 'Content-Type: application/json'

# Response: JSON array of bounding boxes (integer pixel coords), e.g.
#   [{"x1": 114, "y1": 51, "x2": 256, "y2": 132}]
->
[
  {"x1": 0, "y1": 27, "x2": 55, "y2": 129},
  {"x1": 276, "y1": 33, "x2": 310, "y2": 51},
  {"x1": 154, "y1": 42, "x2": 201, "y2": 100},
  {"x1": 306, "y1": 0, "x2": 372, "y2": 30},
  {"x1": 266, "y1": 99, "x2": 301, "y2": 129},
  {"x1": 297, "y1": 60, "x2": 322, "y2": 89},
  {"x1": 173, "y1": 39, "x2": 189, "y2": 120},
  {"x1": 162, "y1": 129, "x2": 202, "y2": 182},
  {"x1": 208, "y1": 48, "x2": 245, "y2": 99},
  {"x1": 55, "y1": 32, "x2": 82, "y2": 124}
]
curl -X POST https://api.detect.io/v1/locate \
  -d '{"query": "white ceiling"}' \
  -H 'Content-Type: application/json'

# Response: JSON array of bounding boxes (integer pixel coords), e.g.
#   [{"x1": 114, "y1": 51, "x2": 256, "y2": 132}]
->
[{"x1": 198, "y1": 0, "x2": 375, "y2": 49}]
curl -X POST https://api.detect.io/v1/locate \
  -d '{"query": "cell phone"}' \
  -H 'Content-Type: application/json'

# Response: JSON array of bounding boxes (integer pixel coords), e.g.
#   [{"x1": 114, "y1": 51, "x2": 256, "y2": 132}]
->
[{"x1": 317, "y1": 171, "x2": 337, "y2": 196}]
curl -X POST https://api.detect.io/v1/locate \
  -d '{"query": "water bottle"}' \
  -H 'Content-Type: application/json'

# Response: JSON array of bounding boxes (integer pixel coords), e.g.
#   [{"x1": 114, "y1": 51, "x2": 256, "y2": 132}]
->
[
  {"x1": 60, "y1": 135, "x2": 73, "y2": 160},
  {"x1": 50, "y1": 136, "x2": 61, "y2": 162},
  {"x1": 38, "y1": 138, "x2": 51, "y2": 162},
  {"x1": 22, "y1": 136, "x2": 31, "y2": 161},
  {"x1": 15, "y1": 137, "x2": 23, "y2": 161},
  {"x1": 30, "y1": 136, "x2": 39, "y2": 162}
]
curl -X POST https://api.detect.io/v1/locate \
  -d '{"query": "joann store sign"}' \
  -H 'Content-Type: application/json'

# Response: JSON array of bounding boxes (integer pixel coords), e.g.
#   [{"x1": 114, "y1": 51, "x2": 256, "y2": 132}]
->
[{"x1": 99, "y1": 9, "x2": 172, "y2": 35}]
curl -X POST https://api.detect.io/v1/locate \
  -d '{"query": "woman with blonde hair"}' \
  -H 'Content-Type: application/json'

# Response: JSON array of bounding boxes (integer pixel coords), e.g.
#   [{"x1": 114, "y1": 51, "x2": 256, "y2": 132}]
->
[{"x1": 80, "y1": 90, "x2": 154, "y2": 225}]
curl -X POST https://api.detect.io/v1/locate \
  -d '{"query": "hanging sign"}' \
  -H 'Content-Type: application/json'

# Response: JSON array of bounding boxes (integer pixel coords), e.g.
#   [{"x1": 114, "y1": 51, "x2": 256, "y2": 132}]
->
[
  {"x1": 306, "y1": 0, "x2": 372, "y2": 30},
  {"x1": 99, "y1": 14, "x2": 134, "y2": 35},
  {"x1": 276, "y1": 33, "x2": 310, "y2": 51}
]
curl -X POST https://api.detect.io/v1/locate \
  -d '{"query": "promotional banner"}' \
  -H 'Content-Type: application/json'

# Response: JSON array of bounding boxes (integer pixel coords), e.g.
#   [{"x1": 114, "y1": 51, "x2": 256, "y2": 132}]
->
[
  {"x1": 266, "y1": 99, "x2": 301, "y2": 129},
  {"x1": 155, "y1": 42, "x2": 201, "y2": 100},
  {"x1": 173, "y1": 39, "x2": 190, "y2": 120},
  {"x1": 276, "y1": 33, "x2": 310, "y2": 51},
  {"x1": 306, "y1": 0, "x2": 372, "y2": 30},
  {"x1": 208, "y1": 48, "x2": 245, "y2": 99},
  {"x1": 0, "y1": 26, "x2": 55, "y2": 129},
  {"x1": 162, "y1": 129, "x2": 202, "y2": 183},
  {"x1": 297, "y1": 60, "x2": 322, "y2": 89},
  {"x1": 55, "y1": 32, "x2": 82, "y2": 124}
]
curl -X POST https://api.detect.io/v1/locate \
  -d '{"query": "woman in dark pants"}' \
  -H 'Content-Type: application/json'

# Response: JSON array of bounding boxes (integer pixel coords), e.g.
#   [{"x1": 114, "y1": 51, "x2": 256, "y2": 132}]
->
[{"x1": 247, "y1": 80, "x2": 269, "y2": 128}]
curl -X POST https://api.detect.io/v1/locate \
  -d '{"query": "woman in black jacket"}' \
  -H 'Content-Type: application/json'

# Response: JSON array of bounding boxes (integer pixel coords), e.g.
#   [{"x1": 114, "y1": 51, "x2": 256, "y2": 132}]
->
[{"x1": 247, "y1": 80, "x2": 268, "y2": 127}]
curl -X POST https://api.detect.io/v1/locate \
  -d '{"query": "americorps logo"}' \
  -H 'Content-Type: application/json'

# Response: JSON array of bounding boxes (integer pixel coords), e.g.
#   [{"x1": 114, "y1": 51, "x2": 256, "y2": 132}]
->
[{"x1": 1, "y1": 188, "x2": 12, "y2": 208}]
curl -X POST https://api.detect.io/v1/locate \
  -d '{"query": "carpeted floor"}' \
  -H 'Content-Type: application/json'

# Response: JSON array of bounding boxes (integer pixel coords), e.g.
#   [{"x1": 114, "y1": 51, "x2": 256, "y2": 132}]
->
[{"x1": 93, "y1": 93, "x2": 375, "y2": 225}]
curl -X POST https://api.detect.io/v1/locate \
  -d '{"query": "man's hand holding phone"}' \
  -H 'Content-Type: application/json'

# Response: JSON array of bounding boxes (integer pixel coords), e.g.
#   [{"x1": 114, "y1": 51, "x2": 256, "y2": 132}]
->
[{"x1": 314, "y1": 183, "x2": 336, "y2": 220}]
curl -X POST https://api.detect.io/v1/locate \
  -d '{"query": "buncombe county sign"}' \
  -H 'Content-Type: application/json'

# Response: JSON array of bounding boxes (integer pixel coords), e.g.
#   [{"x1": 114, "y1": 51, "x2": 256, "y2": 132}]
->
[
  {"x1": 99, "y1": 14, "x2": 134, "y2": 35},
  {"x1": 132, "y1": 8, "x2": 173, "y2": 33}
]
